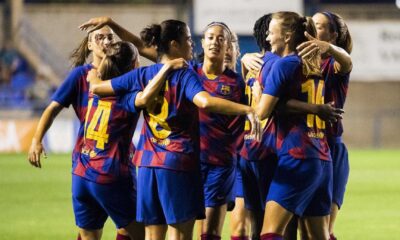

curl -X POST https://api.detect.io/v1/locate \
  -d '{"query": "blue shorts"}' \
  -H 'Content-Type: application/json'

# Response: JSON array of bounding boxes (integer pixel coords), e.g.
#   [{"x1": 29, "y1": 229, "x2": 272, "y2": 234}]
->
[
  {"x1": 136, "y1": 167, "x2": 205, "y2": 225},
  {"x1": 234, "y1": 162, "x2": 244, "y2": 198},
  {"x1": 201, "y1": 163, "x2": 236, "y2": 209},
  {"x1": 72, "y1": 174, "x2": 136, "y2": 229},
  {"x1": 239, "y1": 155, "x2": 278, "y2": 212},
  {"x1": 267, "y1": 155, "x2": 333, "y2": 217},
  {"x1": 329, "y1": 139, "x2": 349, "y2": 208}
]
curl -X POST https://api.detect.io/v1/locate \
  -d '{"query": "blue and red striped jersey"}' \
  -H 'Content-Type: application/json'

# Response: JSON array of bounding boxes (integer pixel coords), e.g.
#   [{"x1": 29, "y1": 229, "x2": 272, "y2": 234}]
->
[
  {"x1": 240, "y1": 51, "x2": 280, "y2": 161},
  {"x1": 193, "y1": 64, "x2": 246, "y2": 166},
  {"x1": 112, "y1": 63, "x2": 205, "y2": 171},
  {"x1": 263, "y1": 55, "x2": 331, "y2": 161},
  {"x1": 322, "y1": 56, "x2": 350, "y2": 139},
  {"x1": 51, "y1": 64, "x2": 91, "y2": 177},
  {"x1": 77, "y1": 92, "x2": 139, "y2": 184}
]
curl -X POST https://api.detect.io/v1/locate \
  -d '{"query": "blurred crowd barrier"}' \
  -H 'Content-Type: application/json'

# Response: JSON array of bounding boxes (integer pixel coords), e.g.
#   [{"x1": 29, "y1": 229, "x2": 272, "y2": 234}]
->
[{"x1": 0, "y1": 2, "x2": 399, "y2": 151}]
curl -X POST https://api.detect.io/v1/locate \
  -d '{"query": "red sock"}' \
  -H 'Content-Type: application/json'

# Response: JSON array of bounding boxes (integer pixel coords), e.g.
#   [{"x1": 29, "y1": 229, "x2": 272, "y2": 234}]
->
[
  {"x1": 231, "y1": 236, "x2": 249, "y2": 240},
  {"x1": 116, "y1": 233, "x2": 131, "y2": 240},
  {"x1": 77, "y1": 233, "x2": 82, "y2": 240},
  {"x1": 330, "y1": 233, "x2": 337, "y2": 240},
  {"x1": 260, "y1": 233, "x2": 283, "y2": 240},
  {"x1": 201, "y1": 234, "x2": 221, "y2": 240}
]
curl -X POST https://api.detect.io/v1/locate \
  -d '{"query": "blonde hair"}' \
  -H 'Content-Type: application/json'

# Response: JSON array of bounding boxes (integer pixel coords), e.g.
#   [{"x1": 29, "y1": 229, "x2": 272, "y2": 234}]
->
[{"x1": 272, "y1": 12, "x2": 321, "y2": 77}]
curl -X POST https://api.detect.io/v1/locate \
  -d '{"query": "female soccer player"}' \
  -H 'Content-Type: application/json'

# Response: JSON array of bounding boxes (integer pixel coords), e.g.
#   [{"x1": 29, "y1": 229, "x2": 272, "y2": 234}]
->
[
  {"x1": 190, "y1": 22, "x2": 246, "y2": 240},
  {"x1": 28, "y1": 26, "x2": 183, "y2": 240},
  {"x1": 253, "y1": 12, "x2": 332, "y2": 240},
  {"x1": 234, "y1": 14, "x2": 280, "y2": 240},
  {"x1": 87, "y1": 19, "x2": 260, "y2": 240},
  {"x1": 27, "y1": 26, "x2": 139, "y2": 240},
  {"x1": 296, "y1": 11, "x2": 352, "y2": 240}
]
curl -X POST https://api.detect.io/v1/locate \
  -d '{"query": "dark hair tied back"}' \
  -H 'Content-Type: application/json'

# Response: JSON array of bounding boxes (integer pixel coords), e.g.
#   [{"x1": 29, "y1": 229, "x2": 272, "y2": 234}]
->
[
  {"x1": 140, "y1": 19, "x2": 187, "y2": 56},
  {"x1": 140, "y1": 24, "x2": 161, "y2": 48}
]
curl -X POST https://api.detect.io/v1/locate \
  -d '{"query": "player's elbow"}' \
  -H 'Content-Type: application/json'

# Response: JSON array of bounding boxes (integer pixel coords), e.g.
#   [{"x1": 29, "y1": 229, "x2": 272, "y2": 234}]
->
[
  {"x1": 134, "y1": 93, "x2": 148, "y2": 108},
  {"x1": 90, "y1": 84, "x2": 101, "y2": 95}
]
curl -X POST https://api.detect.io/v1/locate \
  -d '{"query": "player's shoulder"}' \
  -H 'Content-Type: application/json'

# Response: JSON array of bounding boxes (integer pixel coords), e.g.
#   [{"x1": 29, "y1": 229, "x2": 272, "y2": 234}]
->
[
  {"x1": 273, "y1": 54, "x2": 301, "y2": 71},
  {"x1": 69, "y1": 64, "x2": 92, "y2": 76}
]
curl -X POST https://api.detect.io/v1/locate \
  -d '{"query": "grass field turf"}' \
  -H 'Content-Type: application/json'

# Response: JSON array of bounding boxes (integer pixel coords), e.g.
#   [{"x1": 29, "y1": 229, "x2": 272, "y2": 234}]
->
[{"x1": 0, "y1": 150, "x2": 399, "y2": 239}]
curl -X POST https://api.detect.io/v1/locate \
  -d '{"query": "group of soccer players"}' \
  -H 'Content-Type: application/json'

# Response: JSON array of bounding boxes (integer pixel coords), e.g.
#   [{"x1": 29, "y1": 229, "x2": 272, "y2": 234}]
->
[{"x1": 27, "y1": 9, "x2": 352, "y2": 240}]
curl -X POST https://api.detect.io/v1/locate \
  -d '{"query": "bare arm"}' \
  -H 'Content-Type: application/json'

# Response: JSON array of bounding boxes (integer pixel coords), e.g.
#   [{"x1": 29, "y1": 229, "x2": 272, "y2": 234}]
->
[
  {"x1": 297, "y1": 32, "x2": 352, "y2": 74},
  {"x1": 279, "y1": 99, "x2": 344, "y2": 123},
  {"x1": 28, "y1": 102, "x2": 64, "y2": 168},
  {"x1": 193, "y1": 91, "x2": 260, "y2": 141},
  {"x1": 79, "y1": 17, "x2": 158, "y2": 62},
  {"x1": 87, "y1": 69, "x2": 115, "y2": 97},
  {"x1": 328, "y1": 44, "x2": 352, "y2": 74},
  {"x1": 135, "y1": 58, "x2": 188, "y2": 108},
  {"x1": 90, "y1": 58, "x2": 188, "y2": 108},
  {"x1": 254, "y1": 93, "x2": 279, "y2": 121}
]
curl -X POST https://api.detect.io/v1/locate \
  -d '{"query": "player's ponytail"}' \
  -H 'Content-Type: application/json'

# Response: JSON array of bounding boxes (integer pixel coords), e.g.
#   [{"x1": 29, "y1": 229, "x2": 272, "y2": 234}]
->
[
  {"x1": 70, "y1": 35, "x2": 91, "y2": 68},
  {"x1": 323, "y1": 12, "x2": 353, "y2": 54},
  {"x1": 98, "y1": 41, "x2": 139, "y2": 80},
  {"x1": 272, "y1": 12, "x2": 321, "y2": 76},
  {"x1": 140, "y1": 19, "x2": 187, "y2": 56},
  {"x1": 140, "y1": 24, "x2": 162, "y2": 48}
]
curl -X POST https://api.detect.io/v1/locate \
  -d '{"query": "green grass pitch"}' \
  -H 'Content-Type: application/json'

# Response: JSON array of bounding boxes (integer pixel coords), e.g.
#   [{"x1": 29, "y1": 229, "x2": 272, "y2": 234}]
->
[{"x1": 0, "y1": 150, "x2": 399, "y2": 239}]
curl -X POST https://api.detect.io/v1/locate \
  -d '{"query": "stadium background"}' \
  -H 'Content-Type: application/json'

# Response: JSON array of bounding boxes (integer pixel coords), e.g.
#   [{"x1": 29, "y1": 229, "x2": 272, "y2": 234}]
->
[{"x1": 0, "y1": 0, "x2": 399, "y2": 239}]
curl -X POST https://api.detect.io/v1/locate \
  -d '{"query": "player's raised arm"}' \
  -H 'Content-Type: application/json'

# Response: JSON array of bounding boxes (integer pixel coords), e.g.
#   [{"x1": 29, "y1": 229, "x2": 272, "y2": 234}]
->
[
  {"x1": 297, "y1": 32, "x2": 352, "y2": 74},
  {"x1": 276, "y1": 99, "x2": 344, "y2": 123},
  {"x1": 90, "y1": 58, "x2": 188, "y2": 108},
  {"x1": 28, "y1": 102, "x2": 63, "y2": 168},
  {"x1": 135, "y1": 58, "x2": 188, "y2": 108},
  {"x1": 79, "y1": 16, "x2": 158, "y2": 62}
]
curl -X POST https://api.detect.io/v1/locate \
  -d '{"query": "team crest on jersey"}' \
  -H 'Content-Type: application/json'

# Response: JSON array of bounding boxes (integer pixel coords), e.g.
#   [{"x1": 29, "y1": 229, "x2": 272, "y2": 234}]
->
[{"x1": 218, "y1": 84, "x2": 232, "y2": 96}]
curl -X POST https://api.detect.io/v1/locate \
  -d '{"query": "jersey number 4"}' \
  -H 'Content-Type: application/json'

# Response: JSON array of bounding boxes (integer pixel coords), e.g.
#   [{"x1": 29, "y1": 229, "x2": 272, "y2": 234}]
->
[{"x1": 84, "y1": 98, "x2": 111, "y2": 150}]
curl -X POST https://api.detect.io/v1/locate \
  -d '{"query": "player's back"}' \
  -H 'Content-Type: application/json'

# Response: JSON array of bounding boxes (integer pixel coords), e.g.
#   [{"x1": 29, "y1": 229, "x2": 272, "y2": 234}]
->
[
  {"x1": 131, "y1": 64, "x2": 204, "y2": 171},
  {"x1": 75, "y1": 92, "x2": 139, "y2": 184},
  {"x1": 240, "y1": 51, "x2": 280, "y2": 161},
  {"x1": 264, "y1": 54, "x2": 330, "y2": 161}
]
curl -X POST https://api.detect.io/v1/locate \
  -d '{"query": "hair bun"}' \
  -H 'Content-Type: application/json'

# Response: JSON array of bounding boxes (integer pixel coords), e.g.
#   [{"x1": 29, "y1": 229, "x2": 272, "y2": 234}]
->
[{"x1": 140, "y1": 24, "x2": 161, "y2": 47}]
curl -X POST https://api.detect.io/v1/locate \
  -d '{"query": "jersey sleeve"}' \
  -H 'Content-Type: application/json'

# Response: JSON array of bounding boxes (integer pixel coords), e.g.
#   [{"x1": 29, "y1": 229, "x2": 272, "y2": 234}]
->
[
  {"x1": 117, "y1": 91, "x2": 140, "y2": 114},
  {"x1": 111, "y1": 68, "x2": 142, "y2": 94},
  {"x1": 51, "y1": 66, "x2": 83, "y2": 107},
  {"x1": 262, "y1": 59, "x2": 290, "y2": 97},
  {"x1": 182, "y1": 69, "x2": 205, "y2": 102}
]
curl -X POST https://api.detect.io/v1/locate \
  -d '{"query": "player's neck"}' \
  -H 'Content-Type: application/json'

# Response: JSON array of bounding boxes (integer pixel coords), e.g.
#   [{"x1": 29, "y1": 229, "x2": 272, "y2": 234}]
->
[
  {"x1": 91, "y1": 56, "x2": 102, "y2": 68},
  {"x1": 160, "y1": 54, "x2": 178, "y2": 64},
  {"x1": 203, "y1": 58, "x2": 224, "y2": 76}
]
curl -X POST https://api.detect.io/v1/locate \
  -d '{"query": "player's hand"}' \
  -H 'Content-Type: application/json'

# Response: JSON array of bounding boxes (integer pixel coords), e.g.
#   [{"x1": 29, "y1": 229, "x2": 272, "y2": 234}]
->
[
  {"x1": 241, "y1": 53, "x2": 264, "y2": 72},
  {"x1": 251, "y1": 81, "x2": 263, "y2": 105},
  {"x1": 164, "y1": 58, "x2": 189, "y2": 71},
  {"x1": 28, "y1": 140, "x2": 47, "y2": 168},
  {"x1": 297, "y1": 32, "x2": 330, "y2": 58},
  {"x1": 79, "y1": 16, "x2": 113, "y2": 33},
  {"x1": 87, "y1": 68, "x2": 101, "y2": 83},
  {"x1": 316, "y1": 101, "x2": 345, "y2": 123},
  {"x1": 247, "y1": 110, "x2": 261, "y2": 142}
]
